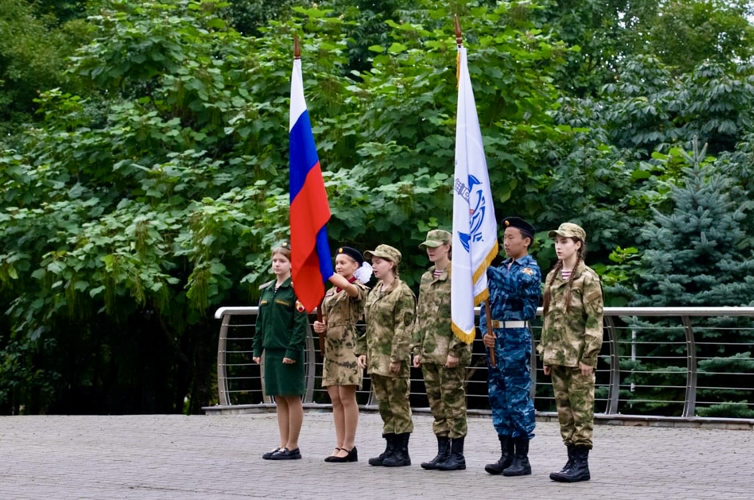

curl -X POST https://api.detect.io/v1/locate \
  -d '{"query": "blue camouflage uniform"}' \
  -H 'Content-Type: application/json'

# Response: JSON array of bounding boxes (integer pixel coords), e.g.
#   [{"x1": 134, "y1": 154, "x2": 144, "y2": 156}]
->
[{"x1": 480, "y1": 254, "x2": 542, "y2": 440}]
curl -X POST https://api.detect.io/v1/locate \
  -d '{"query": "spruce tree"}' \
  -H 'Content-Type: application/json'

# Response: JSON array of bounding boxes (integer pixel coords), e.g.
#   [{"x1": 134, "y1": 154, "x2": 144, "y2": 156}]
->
[{"x1": 627, "y1": 139, "x2": 754, "y2": 417}]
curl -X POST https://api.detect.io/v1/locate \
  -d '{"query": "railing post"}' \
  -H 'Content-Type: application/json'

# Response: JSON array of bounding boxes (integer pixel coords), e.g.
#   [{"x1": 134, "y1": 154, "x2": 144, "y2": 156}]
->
[
  {"x1": 681, "y1": 316, "x2": 698, "y2": 418},
  {"x1": 217, "y1": 313, "x2": 231, "y2": 406},
  {"x1": 303, "y1": 323, "x2": 316, "y2": 404},
  {"x1": 604, "y1": 316, "x2": 621, "y2": 415}
]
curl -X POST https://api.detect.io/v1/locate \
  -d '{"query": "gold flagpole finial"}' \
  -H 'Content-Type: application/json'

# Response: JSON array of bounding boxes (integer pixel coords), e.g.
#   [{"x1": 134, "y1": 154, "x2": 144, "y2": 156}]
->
[
  {"x1": 294, "y1": 33, "x2": 301, "y2": 60},
  {"x1": 454, "y1": 15, "x2": 463, "y2": 47}
]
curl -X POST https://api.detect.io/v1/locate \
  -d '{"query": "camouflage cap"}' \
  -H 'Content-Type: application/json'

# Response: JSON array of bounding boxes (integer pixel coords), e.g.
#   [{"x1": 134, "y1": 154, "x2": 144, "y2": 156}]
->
[
  {"x1": 419, "y1": 229, "x2": 451, "y2": 249},
  {"x1": 548, "y1": 222, "x2": 587, "y2": 242},
  {"x1": 364, "y1": 244, "x2": 402, "y2": 264}
]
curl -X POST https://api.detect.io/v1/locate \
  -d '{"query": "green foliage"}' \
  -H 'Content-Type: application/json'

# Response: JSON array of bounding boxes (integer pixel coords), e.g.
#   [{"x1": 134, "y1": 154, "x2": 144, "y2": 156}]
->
[
  {"x1": 650, "y1": 0, "x2": 754, "y2": 74},
  {"x1": 1, "y1": 0, "x2": 754, "y2": 417},
  {"x1": 0, "y1": 0, "x2": 90, "y2": 135}
]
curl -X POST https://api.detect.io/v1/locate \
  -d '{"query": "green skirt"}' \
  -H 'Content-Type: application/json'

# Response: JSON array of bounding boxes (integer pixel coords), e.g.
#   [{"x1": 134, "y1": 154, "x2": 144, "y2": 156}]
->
[{"x1": 264, "y1": 349, "x2": 305, "y2": 397}]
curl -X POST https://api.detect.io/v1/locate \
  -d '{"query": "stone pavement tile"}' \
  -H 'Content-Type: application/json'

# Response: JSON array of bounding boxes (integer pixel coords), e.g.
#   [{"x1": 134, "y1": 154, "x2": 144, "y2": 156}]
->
[{"x1": 1, "y1": 413, "x2": 753, "y2": 499}]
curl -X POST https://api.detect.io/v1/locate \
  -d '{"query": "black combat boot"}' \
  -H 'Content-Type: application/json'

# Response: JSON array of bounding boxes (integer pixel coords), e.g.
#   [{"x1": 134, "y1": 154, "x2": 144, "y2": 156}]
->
[
  {"x1": 383, "y1": 433, "x2": 411, "y2": 467},
  {"x1": 502, "y1": 437, "x2": 531, "y2": 476},
  {"x1": 435, "y1": 436, "x2": 466, "y2": 471},
  {"x1": 484, "y1": 434, "x2": 514, "y2": 475},
  {"x1": 551, "y1": 446, "x2": 590, "y2": 482},
  {"x1": 421, "y1": 435, "x2": 450, "y2": 470},
  {"x1": 368, "y1": 433, "x2": 396, "y2": 466},
  {"x1": 549, "y1": 444, "x2": 575, "y2": 481}
]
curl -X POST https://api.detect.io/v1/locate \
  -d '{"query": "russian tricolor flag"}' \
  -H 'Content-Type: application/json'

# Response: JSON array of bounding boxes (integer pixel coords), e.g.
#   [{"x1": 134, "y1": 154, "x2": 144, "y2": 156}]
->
[{"x1": 289, "y1": 56, "x2": 334, "y2": 312}]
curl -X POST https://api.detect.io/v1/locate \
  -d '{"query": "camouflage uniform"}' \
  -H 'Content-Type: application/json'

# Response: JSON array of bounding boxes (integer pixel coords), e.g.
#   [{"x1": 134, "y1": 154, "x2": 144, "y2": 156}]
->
[
  {"x1": 356, "y1": 248, "x2": 416, "y2": 435},
  {"x1": 320, "y1": 281, "x2": 369, "y2": 388},
  {"x1": 412, "y1": 265, "x2": 471, "y2": 439},
  {"x1": 479, "y1": 254, "x2": 542, "y2": 439},
  {"x1": 538, "y1": 260, "x2": 603, "y2": 448}
]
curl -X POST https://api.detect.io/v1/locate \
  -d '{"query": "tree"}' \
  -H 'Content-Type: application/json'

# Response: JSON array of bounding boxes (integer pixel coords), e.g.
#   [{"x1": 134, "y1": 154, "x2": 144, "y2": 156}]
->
[
  {"x1": 649, "y1": 0, "x2": 754, "y2": 74},
  {"x1": 624, "y1": 140, "x2": 754, "y2": 417}
]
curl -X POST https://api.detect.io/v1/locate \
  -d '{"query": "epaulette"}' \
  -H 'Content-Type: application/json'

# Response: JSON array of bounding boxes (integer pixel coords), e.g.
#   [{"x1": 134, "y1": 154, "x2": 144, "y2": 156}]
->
[{"x1": 258, "y1": 280, "x2": 275, "y2": 291}]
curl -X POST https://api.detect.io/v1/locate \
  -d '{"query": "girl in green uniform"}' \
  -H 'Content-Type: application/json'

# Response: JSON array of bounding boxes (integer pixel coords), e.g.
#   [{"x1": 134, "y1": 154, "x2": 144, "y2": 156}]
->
[
  {"x1": 356, "y1": 244, "x2": 416, "y2": 467},
  {"x1": 539, "y1": 223, "x2": 604, "y2": 482},
  {"x1": 252, "y1": 241, "x2": 309, "y2": 460},
  {"x1": 313, "y1": 247, "x2": 371, "y2": 463}
]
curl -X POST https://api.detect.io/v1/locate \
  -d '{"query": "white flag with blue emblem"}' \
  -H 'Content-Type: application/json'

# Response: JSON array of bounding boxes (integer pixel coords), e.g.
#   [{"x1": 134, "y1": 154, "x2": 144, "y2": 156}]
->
[{"x1": 451, "y1": 46, "x2": 499, "y2": 344}]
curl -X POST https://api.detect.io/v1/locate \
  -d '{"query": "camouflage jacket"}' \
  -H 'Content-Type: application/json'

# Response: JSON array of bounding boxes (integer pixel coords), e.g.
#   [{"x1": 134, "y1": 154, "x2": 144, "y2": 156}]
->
[
  {"x1": 537, "y1": 261, "x2": 604, "y2": 368},
  {"x1": 356, "y1": 278, "x2": 416, "y2": 377},
  {"x1": 321, "y1": 281, "x2": 369, "y2": 329},
  {"x1": 411, "y1": 266, "x2": 471, "y2": 366},
  {"x1": 479, "y1": 254, "x2": 542, "y2": 335}
]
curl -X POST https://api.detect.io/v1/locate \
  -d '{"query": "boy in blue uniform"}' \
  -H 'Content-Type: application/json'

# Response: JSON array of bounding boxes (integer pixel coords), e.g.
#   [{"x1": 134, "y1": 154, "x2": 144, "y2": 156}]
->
[{"x1": 481, "y1": 217, "x2": 542, "y2": 476}]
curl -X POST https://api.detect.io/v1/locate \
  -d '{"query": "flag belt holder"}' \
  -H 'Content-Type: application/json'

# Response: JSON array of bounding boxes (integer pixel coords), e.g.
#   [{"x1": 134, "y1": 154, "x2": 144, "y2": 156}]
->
[{"x1": 490, "y1": 320, "x2": 528, "y2": 329}]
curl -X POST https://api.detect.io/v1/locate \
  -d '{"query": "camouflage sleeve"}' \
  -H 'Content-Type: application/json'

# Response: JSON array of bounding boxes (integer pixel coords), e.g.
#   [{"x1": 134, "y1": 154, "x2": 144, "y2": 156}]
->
[
  {"x1": 390, "y1": 287, "x2": 416, "y2": 363},
  {"x1": 410, "y1": 287, "x2": 425, "y2": 356},
  {"x1": 520, "y1": 265, "x2": 542, "y2": 321},
  {"x1": 285, "y1": 302, "x2": 309, "y2": 359},
  {"x1": 579, "y1": 271, "x2": 604, "y2": 367},
  {"x1": 479, "y1": 299, "x2": 489, "y2": 336},
  {"x1": 355, "y1": 291, "x2": 369, "y2": 356},
  {"x1": 354, "y1": 331, "x2": 366, "y2": 357},
  {"x1": 449, "y1": 335, "x2": 469, "y2": 357}
]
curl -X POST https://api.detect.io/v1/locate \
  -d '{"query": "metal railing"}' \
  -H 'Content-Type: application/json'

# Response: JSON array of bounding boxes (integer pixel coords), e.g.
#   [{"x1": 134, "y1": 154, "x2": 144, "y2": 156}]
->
[{"x1": 212, "y1": 306, "x2": 754, "y2": 420}]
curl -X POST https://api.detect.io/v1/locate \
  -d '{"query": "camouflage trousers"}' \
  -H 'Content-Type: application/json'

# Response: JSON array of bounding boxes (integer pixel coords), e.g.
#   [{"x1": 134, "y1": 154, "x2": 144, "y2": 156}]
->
[
  {"x1": 487, "y1": 327, "x2": 535, "y2": 439},
  {"x1": 551, "y1": 365, "x2": 595, "y2": 448},
  {"x1": 422, "y1": 363, "x2": 468, "y2": 438},
  {"x1": 371, "y1": 374, "x2": 414, "y2": 435}
]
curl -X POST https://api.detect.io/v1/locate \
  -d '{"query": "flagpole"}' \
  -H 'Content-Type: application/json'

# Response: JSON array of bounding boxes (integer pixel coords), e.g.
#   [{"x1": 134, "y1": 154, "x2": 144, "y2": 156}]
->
[{"x1": 455, "y1": 15, "x2": 496, "y2": 368}]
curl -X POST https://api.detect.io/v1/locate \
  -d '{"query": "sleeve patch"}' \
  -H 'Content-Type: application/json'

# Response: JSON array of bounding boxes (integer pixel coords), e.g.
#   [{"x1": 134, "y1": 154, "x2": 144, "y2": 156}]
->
[
  {"x1": 522, "y1": 267, "x2": 534, "y2": 275},
  {"x1": 295, "y1": 300, "x2": 306, "y2": 313}
]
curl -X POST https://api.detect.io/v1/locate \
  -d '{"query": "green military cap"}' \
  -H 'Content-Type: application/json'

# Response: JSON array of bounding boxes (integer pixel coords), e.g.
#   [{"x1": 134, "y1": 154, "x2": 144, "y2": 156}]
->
[
  {"x1": 548, "y1": 222, "x2": 587, "y2": 242},
  {"x1": 419, "y1": 229, "x2": 452, "y2": 249},
  {"x1": 364, "y1": 244, "x2": 402, "y2": 264},
  {"x1": 272, "y1": 240, "x2": 290, "y2": 251}
]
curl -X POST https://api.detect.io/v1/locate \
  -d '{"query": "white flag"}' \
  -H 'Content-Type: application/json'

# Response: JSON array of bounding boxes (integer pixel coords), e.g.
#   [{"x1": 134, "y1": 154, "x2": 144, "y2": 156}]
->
[{"x1": 451, "y1": 46, "x2": 499, "y2": 344}]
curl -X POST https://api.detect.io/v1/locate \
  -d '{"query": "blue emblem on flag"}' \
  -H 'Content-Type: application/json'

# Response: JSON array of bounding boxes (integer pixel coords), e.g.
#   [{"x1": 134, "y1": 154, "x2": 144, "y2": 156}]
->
[{"x1": 455, "y1": 174, "x2": 487, "y2": 253}]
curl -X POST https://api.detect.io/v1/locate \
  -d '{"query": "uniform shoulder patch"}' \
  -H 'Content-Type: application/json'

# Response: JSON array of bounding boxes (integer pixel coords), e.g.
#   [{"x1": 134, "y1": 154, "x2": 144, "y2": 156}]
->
[
  {"x1": 258, "y1": 280, "x2": 274, "y2": 290},
  {"x1": 295, "y1": 300, "x2": 306, "y2": 313},
  {"x1": 521, "y1": 267, "x2": 534, "y2": 275}
]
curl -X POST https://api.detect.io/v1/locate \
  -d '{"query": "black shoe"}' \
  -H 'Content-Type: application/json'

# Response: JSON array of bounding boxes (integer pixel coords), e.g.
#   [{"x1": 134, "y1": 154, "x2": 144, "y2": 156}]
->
[
  {"x1": 551, "y1": 446, "x2": 590, "y2": 482},
  {"x1": 484, "y1": 435, "x2": 513, "y2": 475},
  {"x1": 435, "y1": 437, "x2": 466, "y2": 471},
  {"x1": 421, "y1": 435, "x2": 450, "y2": 470},
  {"x1": 502, "y1": 437, "x2": 531, "y2": 476},
  {"x1": 549, "y1": 444, "x2": 575, "y2": 480},
  {"x1": 383, "y1": 433, "x2": 411, "y2": 467},
  {"x1": 329, "y1": 447, "x2": 358, "y2": 463},
  {"x1": 369, "y1": 434, "x2": 396, "y2": 466},
  {"x1": 324, "y1": 448, "x2": 341, "y2": 462},
  {"x1": 262, "y1": 447, "x2": 281, "y2": 460},
  {"x1": 268, "y1": 447, "x2": 301, "y2": 460}
]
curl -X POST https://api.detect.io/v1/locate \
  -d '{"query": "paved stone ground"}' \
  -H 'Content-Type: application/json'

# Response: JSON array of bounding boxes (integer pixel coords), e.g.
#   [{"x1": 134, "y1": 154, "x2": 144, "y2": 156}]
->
[{"x1": 1, "y1": 412, "x2": 753, "y2": 500}]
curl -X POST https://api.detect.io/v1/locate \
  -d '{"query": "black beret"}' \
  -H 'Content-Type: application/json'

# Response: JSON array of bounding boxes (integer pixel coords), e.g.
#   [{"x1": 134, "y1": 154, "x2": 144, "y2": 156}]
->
[
  {"x1": 337, "y1": 246, "x2": 363, "y2": 266},
  {"x1": 502, "y1": 216, "x2": 535, "y2": 239}
]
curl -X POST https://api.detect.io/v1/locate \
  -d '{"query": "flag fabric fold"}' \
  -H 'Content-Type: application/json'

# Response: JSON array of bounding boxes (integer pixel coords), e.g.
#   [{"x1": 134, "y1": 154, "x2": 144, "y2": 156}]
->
[
  {"x1": 289, "y1": 57, "x2": 333, "y2": 312},
  {"x1": 451, "y1": 46, "x2": 499, "y2": 344}
]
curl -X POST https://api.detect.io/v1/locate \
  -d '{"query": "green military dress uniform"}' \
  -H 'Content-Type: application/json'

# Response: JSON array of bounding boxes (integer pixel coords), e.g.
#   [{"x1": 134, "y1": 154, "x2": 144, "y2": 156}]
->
[
  {"x1": 321, "y1": 281, "x2": 369, "y2": 388},
  {"x1": 253, "y1": 277, "x2": 309, "y2": 397},
  {"x1": 412, "y1": 264, "x2": 471, "y2": 439}
]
